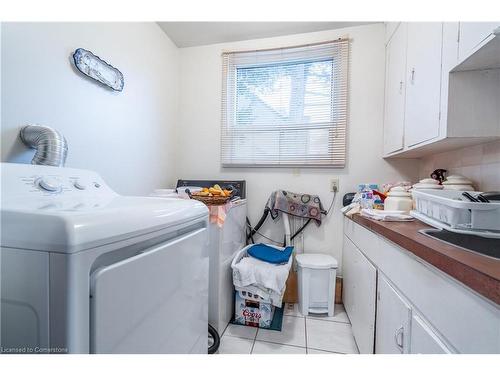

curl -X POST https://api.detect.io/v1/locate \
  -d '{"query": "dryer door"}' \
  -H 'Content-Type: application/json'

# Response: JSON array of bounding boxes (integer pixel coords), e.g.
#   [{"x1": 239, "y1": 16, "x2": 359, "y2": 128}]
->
[{"x1": 89, "y1": 228, "x2": 208, "y2": 353}]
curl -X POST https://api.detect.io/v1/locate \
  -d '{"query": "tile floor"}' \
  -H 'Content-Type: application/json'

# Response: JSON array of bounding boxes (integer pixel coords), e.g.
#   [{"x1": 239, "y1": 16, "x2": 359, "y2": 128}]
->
[{"x1": 217, "y1": 303, "x2": 359, "y2": 354}]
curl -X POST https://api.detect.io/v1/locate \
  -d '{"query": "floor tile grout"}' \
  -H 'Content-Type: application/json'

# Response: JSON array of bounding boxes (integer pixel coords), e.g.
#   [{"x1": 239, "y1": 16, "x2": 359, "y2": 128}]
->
[
  {"x1": 255, "y1": 340, "x2": 307, "y2": 350},
  {"x1": 253, "y1": 338, "x2": 343, "y2": 354},
  {"x1": 305, "y1": 317, "x2": 351, "y2": 325},
  {"x1": 250, "y1": 338, "x2": 256, "y2": 354},
  {"x1": 253, "y1": 339, "x2": 307, "y2": 350},
  {"x1": 304, "y1": 316, "x2": 308, "y2": 353},
  {"x1": 220, "y1": 304, "x2": 356, "y2": 354},
  {"x1": 250, "y1": 327, "x2": 259, "y2": 354},
  {"x1": 308, "y1": 348, "x2": 346, "y2": 354}
]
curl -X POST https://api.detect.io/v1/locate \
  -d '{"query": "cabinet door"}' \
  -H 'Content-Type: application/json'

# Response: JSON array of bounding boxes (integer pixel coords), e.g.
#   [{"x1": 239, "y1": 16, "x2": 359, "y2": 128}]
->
[
  {"x1": 385, "y1": 22, "x2": 400, "y2": 44},
  {"x1": 458, "y1": 22, "x2": 500, "y2": 62},
  {"x1": 410, "y1": 314, "x2": 453, "y2": 354},
  {"x1": 342, "y1": 236, "x2": 377, "y2": 353},
  {"x1": 439, "y1": 23, "x2": 460, "y2": 135},
  {"x1": 404, "y1": 22, "x2": 442, "y2": 148},
  {"x1": 383, "y1": 23, "x2": 407, "y2": 155},
  {"x1": 375, "y1": 274, "x2": 411, "y2": 354}
]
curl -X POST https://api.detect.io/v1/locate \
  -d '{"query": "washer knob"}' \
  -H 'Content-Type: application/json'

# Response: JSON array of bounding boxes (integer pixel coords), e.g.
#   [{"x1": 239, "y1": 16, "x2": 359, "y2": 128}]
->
[
  {"x1": 73, "y1": 180, "x2": 87, "y2": 190},
  {"x1": 37, "y1": 177, "x2": 62, "y2": 192}
]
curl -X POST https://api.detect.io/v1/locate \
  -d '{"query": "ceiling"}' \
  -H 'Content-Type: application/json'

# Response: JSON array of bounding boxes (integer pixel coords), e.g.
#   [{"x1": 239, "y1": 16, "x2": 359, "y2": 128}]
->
[{"x1": 157, "y1": 22, "x2": 375, "y2": 48}]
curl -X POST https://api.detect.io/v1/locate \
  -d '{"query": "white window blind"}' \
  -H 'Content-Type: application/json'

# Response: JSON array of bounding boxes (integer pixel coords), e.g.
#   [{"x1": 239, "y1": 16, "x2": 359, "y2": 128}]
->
[{"x1": 221, "y1": 39, "x2": 349, "y2": 167}]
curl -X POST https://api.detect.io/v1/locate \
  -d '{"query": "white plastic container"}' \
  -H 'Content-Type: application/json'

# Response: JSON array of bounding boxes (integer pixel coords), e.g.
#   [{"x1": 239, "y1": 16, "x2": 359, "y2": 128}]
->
[
  {"x1": 412, "y1": 178, "x2": 443, "y2": 190},
  {"x1": 443, "y1": 184, "x2": 475, "y2": 191},
  {"x1": 412, "y1": 189, "x2": 500, "y2": 232},
  {"x1": 296, "y1": 254, "x2": 338, "y2": 317},
  {"x1": 384, "y1": 186, "x2": 413, "y2": 212},
  {"x1": 442, "y1": 175, "x2": 475, "y2": 191}
]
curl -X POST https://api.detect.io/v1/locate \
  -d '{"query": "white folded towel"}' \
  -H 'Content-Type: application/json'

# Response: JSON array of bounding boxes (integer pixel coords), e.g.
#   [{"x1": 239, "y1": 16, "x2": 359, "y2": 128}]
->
[
  {"x1": 232, "y1": 256, "x2": 290, "y2": 298},
  {"x1": 361, "y1": 208, "x2": 414, "y2": 222}
]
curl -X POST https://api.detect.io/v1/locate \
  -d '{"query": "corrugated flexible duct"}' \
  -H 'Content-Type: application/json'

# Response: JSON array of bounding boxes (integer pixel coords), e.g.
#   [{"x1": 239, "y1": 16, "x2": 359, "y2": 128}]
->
[{"x1": 19, "y1": 125, "x2": 68, "y2": 167}]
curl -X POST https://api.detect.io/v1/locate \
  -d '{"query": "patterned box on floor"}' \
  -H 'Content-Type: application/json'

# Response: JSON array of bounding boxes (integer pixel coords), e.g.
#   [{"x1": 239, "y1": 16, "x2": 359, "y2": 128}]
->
[{"x1": 234, "y1": 290, "x2": 275, "y2": 328}]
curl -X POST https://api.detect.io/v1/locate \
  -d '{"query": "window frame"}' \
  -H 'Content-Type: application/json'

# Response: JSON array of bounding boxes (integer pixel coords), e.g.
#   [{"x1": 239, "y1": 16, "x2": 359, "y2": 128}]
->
[{"x1": 221, "y1": 39, "x2": 349, "y2": 168}]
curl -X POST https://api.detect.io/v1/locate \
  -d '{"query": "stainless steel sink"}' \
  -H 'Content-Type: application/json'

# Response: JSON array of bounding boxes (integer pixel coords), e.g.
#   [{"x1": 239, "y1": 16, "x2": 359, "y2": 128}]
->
[{"x1": 419, "y1": 229, "x2": 500, "y2": 259}]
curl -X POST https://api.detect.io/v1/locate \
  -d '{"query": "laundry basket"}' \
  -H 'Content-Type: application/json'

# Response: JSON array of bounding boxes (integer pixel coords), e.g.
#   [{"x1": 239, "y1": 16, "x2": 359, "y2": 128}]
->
[
  {"x1": 231, "y1": 244, "x2": 293, "y2": 328},
  {"x1": 231, "y1": 244, "x2": 293, "y2": 307}
]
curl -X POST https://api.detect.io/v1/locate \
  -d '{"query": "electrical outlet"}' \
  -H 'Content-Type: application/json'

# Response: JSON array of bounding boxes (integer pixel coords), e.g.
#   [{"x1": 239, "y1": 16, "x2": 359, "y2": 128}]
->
[{"x1": 330, "y1": 178, "x2": 340, "y2": 192}]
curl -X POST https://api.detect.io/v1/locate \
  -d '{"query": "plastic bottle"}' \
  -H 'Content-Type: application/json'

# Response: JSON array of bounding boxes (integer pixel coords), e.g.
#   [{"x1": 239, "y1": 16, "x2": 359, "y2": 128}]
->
[{"x1": 358, "y1": 184, "x2": 379, "y2": 209}]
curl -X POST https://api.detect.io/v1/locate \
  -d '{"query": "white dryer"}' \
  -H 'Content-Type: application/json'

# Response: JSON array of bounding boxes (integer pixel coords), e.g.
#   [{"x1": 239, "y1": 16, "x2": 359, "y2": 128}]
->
[
  {"x1": 0, "y1": 162, "x2": 209, "y2": 354},
  {"x1": 161, "y1": 180, "x2": 248, "y2": 335},
  {"x1": 207, "y1": 199, "x2": 247, "y2": 335}
]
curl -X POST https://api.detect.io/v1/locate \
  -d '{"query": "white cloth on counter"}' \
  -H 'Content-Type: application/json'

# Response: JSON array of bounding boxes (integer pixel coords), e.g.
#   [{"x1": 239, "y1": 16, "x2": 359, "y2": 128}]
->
[
  {"x1": 232, "y1": 256, "x2": 290, "y2": 302},
  {"x1": 360, "y1": 208, "x2": 414, "y2": 222}
]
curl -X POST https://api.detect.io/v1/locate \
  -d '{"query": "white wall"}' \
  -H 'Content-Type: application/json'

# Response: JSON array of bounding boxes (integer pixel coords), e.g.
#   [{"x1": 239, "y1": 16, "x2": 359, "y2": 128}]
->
[
  {"x1": 1, "y1": 22, "x2": 179, "y2": 195},
  {"x1": 176, "y1": 24, "x2": 420, "y2": 273},
  {"x1": 1, "y1": 23, "x2": 422, "y2": 273},
  {"x1": 420, "y1": 140, "x2": 500, "y2": 191}
]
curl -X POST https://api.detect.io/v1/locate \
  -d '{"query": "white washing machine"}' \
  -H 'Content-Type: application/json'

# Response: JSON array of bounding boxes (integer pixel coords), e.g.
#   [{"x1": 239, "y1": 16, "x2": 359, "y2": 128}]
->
[{"x1": 0, "y1": 162, "x2": 209, "y2": 354}]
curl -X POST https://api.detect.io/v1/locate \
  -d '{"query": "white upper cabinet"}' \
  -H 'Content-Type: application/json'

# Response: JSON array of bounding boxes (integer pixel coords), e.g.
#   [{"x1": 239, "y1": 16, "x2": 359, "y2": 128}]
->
[
  {"x1": 385, "y1": 22, "x2": 400, "y2": 44},
  {"x1": 439, "y1": 23, "x2": 460, "y2": 133},
  {"x1": 404, "y1": 23, "x2": 442, "y2": 148},
  {"x1": 383, "y1": 22, "x2": 500, "y2": 158},
  {"x1": 383, "y1": 23, "x2": 407, "y2": 155},
  {"x1": 458, "y1": 22, "x2": 500, "y2": 62}
]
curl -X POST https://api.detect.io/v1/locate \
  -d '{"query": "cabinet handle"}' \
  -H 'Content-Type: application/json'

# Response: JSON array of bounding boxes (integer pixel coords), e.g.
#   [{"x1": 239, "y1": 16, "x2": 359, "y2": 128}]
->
[
  {"x1": 394, "y1": 326, "x2": 404, "y2": 353},
  {"x1": 399, "y1": 80, "x2": 403, "y2": 94},
  {"x1": 410, "y1": 68, "x2": 415, "y2": 84}
]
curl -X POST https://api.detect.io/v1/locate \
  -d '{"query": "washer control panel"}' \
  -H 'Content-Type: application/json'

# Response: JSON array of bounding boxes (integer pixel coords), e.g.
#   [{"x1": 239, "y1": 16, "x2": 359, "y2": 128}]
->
[
  {"x1": 73, "y1": 179, "x2": 87, "y2": 190},
  {"x1": 1, "y1": 162, "x2": 115, "y2": 201},
  {"x1": 29, "y1": 175, "x2": 103, "y2": 194},
  {"x1": 36, "y1": 176, "x2": 63, "y2": 192}
]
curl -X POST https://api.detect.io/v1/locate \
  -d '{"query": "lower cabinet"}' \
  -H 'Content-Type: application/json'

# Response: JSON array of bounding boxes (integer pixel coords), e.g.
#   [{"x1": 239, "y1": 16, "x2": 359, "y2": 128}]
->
[
  {"x1": 342, "y1": 218, "x2": 499, "y2": 353},
  {"x1": 342, "y1": 236, "x2": 377, "y2": 354},
  {"x1": 375, "y1": 274, "x2": 453, "y2": 354},
  {"x1": 410, "y1": 314, "x2": 453, "y2": 354},
  {"x1": 375, "y1": 274, "x2": 411, "y2": 354}
]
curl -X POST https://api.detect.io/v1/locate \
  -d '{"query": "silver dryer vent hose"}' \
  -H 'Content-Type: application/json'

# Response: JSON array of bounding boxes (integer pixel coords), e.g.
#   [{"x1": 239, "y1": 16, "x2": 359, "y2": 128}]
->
[{"x1": 20, "y1": 125, "x2": 68, "y2": 167}]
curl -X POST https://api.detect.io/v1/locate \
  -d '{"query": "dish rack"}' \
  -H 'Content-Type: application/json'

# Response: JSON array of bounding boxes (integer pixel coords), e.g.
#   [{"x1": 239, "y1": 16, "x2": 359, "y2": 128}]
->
[{"x1": 411, "y1": 189, "x2": 500, "y2": 238}]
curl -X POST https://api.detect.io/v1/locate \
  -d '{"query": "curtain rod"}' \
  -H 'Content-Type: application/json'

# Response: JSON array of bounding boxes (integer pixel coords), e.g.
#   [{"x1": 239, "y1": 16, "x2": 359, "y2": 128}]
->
[{"x1": 221, "y1": 37, "x2": 348, "y2": 56}]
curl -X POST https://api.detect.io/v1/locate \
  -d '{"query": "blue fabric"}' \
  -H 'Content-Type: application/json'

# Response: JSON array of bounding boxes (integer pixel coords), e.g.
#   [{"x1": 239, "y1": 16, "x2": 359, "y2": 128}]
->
[{"x1": 247, "y1": 243, "x2": 293, "y2": 264}]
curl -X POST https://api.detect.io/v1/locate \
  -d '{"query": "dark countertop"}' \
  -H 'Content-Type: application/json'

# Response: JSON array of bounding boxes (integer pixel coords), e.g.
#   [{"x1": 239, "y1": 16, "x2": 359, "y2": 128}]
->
[{"x1": 349, "y1": 214, "x2": 500, "y2": 305}]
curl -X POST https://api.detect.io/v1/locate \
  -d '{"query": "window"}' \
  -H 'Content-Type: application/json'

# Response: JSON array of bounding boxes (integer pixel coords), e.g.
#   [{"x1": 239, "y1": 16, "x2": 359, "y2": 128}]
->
[{"x1": 221, "y1": 39, "x2": 349, "y2": 167}]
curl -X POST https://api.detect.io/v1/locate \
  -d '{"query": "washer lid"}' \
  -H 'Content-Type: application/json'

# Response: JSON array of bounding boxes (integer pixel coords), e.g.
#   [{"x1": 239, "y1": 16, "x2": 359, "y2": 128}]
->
[
  {"x1": 296, "y1": 253, "x2": 338, "y2": 269},
  {"x1": 1, "y1": 196, "x2": 208, "y2": 253}
]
